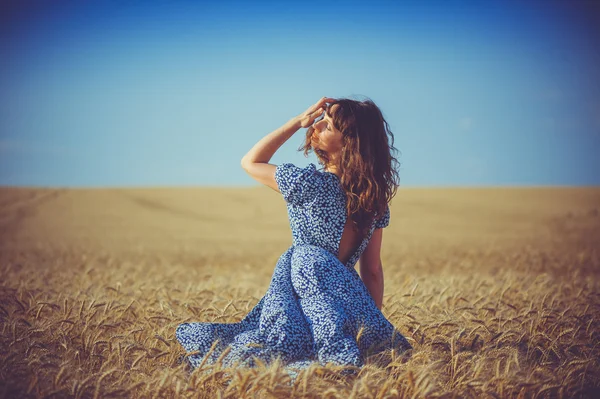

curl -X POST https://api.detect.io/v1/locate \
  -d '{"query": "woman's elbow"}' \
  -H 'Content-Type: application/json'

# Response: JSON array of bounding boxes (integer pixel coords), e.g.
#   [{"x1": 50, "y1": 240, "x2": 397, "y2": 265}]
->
[{"x1": 241, "y1": 156, "x2": 252, "y2": 170}]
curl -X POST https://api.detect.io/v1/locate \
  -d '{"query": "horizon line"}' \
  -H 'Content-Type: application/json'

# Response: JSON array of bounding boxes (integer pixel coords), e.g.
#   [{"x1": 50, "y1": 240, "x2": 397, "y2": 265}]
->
[{"x1": 1, "y1": 184, "x2": 599, "y2": 190}]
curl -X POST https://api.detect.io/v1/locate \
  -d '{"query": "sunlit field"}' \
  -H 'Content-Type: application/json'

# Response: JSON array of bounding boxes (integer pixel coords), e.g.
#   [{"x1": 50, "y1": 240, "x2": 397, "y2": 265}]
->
[{"x1": 1, "y1": 186, "x2": 599, "y2": 398}]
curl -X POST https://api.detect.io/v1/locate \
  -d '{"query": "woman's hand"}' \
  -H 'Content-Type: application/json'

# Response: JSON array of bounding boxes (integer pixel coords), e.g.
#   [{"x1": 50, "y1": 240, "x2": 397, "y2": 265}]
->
[{"x1": 297, "y1": 97, "x2": 336, "y2": 128}]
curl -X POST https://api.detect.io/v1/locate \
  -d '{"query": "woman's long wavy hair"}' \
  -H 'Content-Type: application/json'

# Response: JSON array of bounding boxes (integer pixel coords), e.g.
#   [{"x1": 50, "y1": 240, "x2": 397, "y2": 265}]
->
[{"x1": 298, "y1": 97, "x2": 401, "y2": 239}]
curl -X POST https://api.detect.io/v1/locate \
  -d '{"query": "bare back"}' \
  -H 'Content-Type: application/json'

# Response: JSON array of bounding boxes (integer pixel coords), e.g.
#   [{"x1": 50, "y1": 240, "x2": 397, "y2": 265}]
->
[{"x1": 337, "y1": 219, "x2": 363, "y2": 265}]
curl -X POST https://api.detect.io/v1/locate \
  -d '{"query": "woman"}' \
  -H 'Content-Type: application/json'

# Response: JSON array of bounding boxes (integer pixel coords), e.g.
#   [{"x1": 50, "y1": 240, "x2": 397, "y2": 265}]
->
[{"x1": 175, "y1": 97, "x2": 412, "y2": 375}]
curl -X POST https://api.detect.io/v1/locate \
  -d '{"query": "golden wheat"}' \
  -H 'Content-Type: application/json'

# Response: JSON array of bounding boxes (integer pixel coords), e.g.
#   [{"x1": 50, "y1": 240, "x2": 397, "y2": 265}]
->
[{"x1": 0, "y1": 187, "x2": 599, "y2": 398}]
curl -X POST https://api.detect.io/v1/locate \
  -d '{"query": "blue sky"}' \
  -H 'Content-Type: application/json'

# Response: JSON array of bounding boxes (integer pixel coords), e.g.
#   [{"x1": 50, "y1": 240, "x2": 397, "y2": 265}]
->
[{"x1": 1, "y1": 0, "x2": 599, "y2": 187}]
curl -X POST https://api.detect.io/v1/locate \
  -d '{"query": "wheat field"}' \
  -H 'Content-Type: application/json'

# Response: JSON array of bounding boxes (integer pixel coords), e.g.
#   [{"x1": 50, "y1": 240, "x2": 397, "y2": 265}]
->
[{"x1": 0, "y1": 186, "x2": 599, "y2": 398}]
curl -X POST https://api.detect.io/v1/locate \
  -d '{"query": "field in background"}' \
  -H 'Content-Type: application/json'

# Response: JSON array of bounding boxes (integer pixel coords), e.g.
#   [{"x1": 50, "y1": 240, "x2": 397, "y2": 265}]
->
[{"x1": 1, "y1": 186, "x2": 599, "y2": 398}]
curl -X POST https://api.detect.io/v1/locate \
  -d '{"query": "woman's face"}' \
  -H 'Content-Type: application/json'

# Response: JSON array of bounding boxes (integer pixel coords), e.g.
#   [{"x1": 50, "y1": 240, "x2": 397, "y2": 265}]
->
[{"x1": 311, "y1": 104, "x2": 343, "y2": 156}]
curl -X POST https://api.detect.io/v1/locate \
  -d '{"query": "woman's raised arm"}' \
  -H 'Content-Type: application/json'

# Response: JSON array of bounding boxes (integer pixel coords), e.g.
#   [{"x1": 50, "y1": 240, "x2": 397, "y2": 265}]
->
[{"x1": 241, "y1": 97, "x2": 334, "y2": 191}]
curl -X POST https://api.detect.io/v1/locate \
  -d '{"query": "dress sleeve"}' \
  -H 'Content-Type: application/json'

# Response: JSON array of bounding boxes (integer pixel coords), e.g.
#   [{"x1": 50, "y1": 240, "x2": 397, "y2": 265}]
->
[
  {"x1": 274, "y1": 163, "x2": 319, "y2": 205},
  {"x1": 374, "y1": 205, "x2": 391, "y2": 229}
]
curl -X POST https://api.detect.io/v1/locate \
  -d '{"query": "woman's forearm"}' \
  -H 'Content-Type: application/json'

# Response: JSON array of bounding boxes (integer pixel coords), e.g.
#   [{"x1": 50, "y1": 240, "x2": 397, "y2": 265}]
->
[
  {"x1": 242, "y1": 117, "x2": 302, "y2": 164},
  {"x1": 242, "y1": 97, "x2": 333, "y2": 164},
  {"x1": 361, "y1": 265, "x2": 384, "y2": 310}
]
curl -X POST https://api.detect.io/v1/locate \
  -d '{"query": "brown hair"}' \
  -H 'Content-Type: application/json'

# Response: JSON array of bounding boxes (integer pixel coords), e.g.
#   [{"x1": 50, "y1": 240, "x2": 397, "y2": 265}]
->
[{"x1": 298, "y1": 97, "x2": 401, "y2": 239}]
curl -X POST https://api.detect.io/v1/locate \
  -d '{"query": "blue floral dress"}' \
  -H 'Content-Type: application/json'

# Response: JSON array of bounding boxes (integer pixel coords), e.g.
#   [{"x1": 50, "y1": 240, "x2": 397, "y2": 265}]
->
[{"x1": 175, "y1": 163, "x2": 412, "y2": 374}]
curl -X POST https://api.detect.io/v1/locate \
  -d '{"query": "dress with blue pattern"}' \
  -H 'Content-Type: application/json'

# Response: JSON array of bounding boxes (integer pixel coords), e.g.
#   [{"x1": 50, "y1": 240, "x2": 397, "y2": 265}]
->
[{"x1": 175, "y1": 163, "x2": 412, "y2": 372}]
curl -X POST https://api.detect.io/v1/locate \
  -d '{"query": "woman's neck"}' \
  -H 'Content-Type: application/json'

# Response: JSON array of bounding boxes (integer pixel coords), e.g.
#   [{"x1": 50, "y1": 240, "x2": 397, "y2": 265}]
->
[
  {"x1": 324, "y1": 166, "x2": 341, "y2": 178},
  {"x1": 324, "y1": 154, "x2": 341, "y2": 177}
]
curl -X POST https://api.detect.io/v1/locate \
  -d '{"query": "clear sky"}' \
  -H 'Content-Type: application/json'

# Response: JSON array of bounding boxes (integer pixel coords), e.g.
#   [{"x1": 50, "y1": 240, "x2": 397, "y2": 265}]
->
[{"x1": 1, "y1": 0, "x2": 599, "y2": 187}]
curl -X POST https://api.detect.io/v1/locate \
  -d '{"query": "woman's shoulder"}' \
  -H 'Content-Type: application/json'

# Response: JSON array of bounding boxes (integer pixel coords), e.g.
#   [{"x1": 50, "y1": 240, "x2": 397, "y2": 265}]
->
[
  {"x1": 277, "y1": 162, "x2": 341, "y2": 183},
  {"x1": 275, "y1": 163, "x2": 324, "y2": 205},
  {"x1": 276, "y1": 162, "x2": 317, "y2": 174},
  {"x1": 275, "y1": 163, "x2": 320, "y2": 187},
  {"x1": 374, "y1": 204, "x2": 391, "y2": 229}
]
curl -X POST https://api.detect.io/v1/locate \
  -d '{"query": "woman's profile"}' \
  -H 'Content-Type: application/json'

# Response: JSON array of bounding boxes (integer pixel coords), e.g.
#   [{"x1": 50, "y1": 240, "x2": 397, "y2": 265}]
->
[{"x1": 175, "y1": 96, "x2": 412, "y2": 376}]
